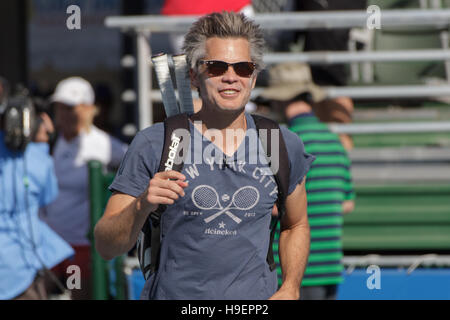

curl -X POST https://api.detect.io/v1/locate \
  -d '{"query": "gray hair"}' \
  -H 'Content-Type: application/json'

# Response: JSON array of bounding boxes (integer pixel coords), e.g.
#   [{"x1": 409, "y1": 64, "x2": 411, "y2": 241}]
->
[{"x1": 182, "y1": 11, "x2": 266, "y2": 73}]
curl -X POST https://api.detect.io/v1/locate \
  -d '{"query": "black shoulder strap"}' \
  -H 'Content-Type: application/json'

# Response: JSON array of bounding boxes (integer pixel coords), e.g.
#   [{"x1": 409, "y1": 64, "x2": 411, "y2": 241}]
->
[
  {"x1": 139, "y1": 113, "x2": 191, "y2": 279},
  {"x1": 251, "y1": 114, "x2": 290, "y2": 271},
  {"x1": 158, "y1": 113, "x2": 191, "y2": 173}
]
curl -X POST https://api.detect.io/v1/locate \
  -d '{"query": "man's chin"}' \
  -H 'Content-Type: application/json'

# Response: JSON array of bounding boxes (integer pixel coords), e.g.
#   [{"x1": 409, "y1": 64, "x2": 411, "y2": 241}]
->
[{"x1": 216, "y1": 104, "x2": 246, "y2": 114}]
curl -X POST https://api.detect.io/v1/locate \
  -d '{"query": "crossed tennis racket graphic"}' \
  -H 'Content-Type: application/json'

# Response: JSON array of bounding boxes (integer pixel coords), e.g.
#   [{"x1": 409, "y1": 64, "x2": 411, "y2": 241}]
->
[{"x1": 191, "y1": 185, "x2": 260, "y2": 224}]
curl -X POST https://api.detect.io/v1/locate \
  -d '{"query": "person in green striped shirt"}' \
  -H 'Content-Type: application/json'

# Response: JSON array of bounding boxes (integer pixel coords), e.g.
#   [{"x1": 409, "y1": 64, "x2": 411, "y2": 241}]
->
[{"x1": 273, "y1": 99, "x2": 355, "y2": 300}]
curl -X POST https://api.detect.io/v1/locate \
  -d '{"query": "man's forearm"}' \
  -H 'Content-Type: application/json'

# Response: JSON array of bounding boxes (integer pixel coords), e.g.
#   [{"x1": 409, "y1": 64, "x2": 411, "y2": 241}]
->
[
  {"x1": 278, "y1": 222, "x2": 310, "y2": 296},
  {"x1": 95, "y1": 171, "x2": 188, "y2": 260},
  {"x1": 94, "y1": 193, "x2": 153, "y2": 260}
]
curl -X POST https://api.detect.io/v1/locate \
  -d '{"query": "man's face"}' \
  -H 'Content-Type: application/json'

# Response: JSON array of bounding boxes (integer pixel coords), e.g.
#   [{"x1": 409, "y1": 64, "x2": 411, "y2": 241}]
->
[
  {"x1": 54, "y1": 102, "x2": 94, "y2": 136},
  {"x1": 191, "y1": 37, "x2": 257, "y2": 113}
]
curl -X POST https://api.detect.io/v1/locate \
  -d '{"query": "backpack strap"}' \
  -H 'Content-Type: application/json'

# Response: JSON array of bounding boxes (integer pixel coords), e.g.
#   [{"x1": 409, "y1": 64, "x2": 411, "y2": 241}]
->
[
  {"x1": 138, "y1": 113, "x2": 191, "y2": 279},
  {"x1": 251, "y1": 114, "x2": 290, "y2": 271}
]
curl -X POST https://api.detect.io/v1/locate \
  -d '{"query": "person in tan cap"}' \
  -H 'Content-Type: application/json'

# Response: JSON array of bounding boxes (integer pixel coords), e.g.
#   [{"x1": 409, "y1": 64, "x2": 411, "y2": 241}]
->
[
  {"x1": 259, "y1": 62, "x2": 353, "y2": 150},
  {"x1": 40, "y1": 77, "x2": 127, "y2": 299},
  {"x1": 260, "y1": 63, "x2": 355, "y2": 300},
  {"x1": 259, "y1": 62, "x2": 326, "y2": 105}
]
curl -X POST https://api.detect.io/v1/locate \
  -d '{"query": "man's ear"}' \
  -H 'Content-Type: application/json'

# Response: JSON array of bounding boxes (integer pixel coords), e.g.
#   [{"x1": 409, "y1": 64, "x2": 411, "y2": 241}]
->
[
  {"x1": 251, "y1": 73, "x2": 258, "y2": 89},
  {"x1": 190, "y1": 68, "x2": 199, "y2": 88}
]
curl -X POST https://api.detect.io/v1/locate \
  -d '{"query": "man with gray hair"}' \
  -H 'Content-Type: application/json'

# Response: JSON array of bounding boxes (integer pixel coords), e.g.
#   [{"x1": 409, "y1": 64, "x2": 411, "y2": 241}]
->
[{"x1": 95, "y1": 11, "x2": 313, "y2": 300}]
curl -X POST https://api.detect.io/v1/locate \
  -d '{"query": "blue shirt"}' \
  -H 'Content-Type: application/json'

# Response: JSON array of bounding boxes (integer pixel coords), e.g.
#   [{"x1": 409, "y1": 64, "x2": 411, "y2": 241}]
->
[
  {"x1": 0, "y1": 132, "x2": 74, "y2": 299},
  {"x1": 110, "y1": 113, "x2": 314, "y2": 299}
]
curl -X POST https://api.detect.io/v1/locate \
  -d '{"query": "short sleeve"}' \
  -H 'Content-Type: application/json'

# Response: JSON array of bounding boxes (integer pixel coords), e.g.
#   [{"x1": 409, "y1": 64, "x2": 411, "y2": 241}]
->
[
  {"x1": 109, "y1": 130, "x2": 160, "y2": 198},
  {"x1": 109, "y1": 136, "x2": 128, "y2": 169},
  {"x1": 280, "y1": 126, "x2": 315, "y2": 195}
]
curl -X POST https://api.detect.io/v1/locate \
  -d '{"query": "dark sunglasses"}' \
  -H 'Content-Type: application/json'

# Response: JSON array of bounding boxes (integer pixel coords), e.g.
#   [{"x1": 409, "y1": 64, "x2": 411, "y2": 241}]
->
[{"x1": 198, "y1": 60, "x2": 256, "y2": 78}]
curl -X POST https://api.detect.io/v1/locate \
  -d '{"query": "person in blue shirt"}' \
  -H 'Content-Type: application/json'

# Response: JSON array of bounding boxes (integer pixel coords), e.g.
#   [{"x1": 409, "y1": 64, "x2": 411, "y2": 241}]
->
[
  {"x1": 95, "y1": 12, "x2": 313, "y2": 300},
  {"x1": 0, "y1": 90, "x2": 74, "y2": 300}
]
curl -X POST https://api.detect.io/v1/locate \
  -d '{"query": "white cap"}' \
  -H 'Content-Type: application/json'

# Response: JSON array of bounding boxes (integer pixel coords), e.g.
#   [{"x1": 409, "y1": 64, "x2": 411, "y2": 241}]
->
[{"x1": 51, "y1": 77, "x2": 95, "y2": 106}]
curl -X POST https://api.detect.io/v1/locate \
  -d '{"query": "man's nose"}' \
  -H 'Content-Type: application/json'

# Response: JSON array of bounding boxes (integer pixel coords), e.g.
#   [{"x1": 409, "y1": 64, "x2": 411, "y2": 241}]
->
[{"x1": 221, "y1": 65, "x2": 239, "y2": 82}]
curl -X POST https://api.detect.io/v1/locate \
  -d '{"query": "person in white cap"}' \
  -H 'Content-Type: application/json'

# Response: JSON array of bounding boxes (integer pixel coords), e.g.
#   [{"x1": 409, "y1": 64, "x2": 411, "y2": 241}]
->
[{"x1": 39, "y1": 77, "x2": 127, "y2": 299}]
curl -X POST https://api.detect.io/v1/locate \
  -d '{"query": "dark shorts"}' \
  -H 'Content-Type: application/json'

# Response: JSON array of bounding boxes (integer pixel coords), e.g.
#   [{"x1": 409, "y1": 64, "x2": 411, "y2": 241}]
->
[
  {"x1": 51, "y1": 245, "x2": 92, "y2": 299},
  {"x1": 51, "y1": 245, "x2": 91, "y2": 280},
  {"x1": 13, "y1": 272, "x2": 47, "y2": 300}
]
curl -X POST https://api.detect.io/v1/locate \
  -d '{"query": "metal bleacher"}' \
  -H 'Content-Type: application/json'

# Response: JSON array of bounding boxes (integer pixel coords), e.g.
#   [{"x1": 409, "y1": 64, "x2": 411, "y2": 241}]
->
[
  {"x1": 104, "y1": 8, "x2": 450, "y2": 129},
  {"x1": 88, "y1": 161, "x2": 125, "y2": 300}
]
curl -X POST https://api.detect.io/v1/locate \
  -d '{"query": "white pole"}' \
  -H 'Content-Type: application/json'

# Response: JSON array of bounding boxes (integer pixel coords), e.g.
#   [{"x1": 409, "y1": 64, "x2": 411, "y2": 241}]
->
[
  {"x1": 136, "y1": 31, "x2": 152, "y2": 130},
  {"x1": 263, "y1": 50, "x2": 450, "y2": 64},
  {"x1": 329, "y1": 121, "x2": 450, "y2": 134},
  {"x1": 149, "y1": 85, "x2": 450, "y2": 100},
  {"x1": 105, "y1": 10, "x2": 450, "y2": 31},
  {"x1": 439, "y1": 31, "x2": 450, "y2": 83},
  {"x1": 324, "y1": 85, "x2": 450, "y2": 99}
]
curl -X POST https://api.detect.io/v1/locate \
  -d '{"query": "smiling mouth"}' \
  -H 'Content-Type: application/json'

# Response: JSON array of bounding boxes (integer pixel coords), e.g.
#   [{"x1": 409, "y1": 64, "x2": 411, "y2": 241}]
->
[{"x1": 219, "y1": 89, "x2": 240, "y2": 96}]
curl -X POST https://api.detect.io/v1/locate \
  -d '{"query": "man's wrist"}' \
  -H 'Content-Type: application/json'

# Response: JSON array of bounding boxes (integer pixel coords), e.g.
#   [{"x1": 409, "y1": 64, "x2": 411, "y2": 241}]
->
[
  {"x1": 136, "y1": 193, "x2": 155, "y2": 217},
  {"x1": 279, "y1": 282, "x2": 300, "y2": 298}
]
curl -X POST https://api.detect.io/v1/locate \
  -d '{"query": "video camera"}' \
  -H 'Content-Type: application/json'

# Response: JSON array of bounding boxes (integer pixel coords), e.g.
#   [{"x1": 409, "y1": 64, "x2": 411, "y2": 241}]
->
[{"x1": 1, "y1": 87, "x2": 41, "y2": 152}]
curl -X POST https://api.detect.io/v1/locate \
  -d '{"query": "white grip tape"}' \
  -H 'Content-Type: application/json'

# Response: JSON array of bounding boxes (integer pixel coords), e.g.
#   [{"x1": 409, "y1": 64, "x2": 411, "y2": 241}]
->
[
  {"x1": 152, "y1": 54, "x2": 179, "y2": 117},
  {"x1": 172, "y1": 54, "x2": 194, "y2": 115}
]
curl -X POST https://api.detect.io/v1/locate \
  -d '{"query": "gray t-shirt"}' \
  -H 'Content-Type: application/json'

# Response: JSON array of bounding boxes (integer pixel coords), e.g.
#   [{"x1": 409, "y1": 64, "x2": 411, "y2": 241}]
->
[{"x1": 110, "y1": 113, "x2": 314, "y2": 300}]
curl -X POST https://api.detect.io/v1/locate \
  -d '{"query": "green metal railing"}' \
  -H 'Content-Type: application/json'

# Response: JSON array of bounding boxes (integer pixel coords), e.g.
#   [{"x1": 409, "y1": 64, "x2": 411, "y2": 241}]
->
[{"x1": 88, "y1": 160, "x2": 126, "y2": 300}]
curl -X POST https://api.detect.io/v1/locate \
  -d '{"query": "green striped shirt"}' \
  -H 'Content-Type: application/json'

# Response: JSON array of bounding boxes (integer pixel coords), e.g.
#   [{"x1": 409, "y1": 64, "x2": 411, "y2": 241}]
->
[{"x1": 274, "y1": 113, "x2": 355, "y2": 287}]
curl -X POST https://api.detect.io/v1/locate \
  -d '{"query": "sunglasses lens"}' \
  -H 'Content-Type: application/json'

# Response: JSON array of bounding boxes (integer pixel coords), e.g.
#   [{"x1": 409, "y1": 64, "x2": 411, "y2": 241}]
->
[
  {"x1": 233, "y1": 62, "x2": 255, "y2": 77},
  {"x1": 206, "y1": 61, "x2": 228, "y2": 77},
  {"x1": 203, "y1": 61, "x2": 255, "y2": 77}
]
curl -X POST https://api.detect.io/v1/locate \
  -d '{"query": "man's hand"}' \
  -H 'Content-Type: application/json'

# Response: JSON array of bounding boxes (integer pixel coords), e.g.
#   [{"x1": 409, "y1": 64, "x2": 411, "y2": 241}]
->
[
  {"x1": 94, "y1": 170, "x2": 188, "y2": 260},
  {"x1": 268, "y1": 286, "x2": 300, "y2": 300},
  {"x1": 33, "y1": 112, "x2": 55, "y2": 143},
  {"x1": 142, "y1": 170, "x2": 189, "y2": 213},
  {"x1": 275, "y1": 179, "x2": 310, "y2": 300},
  {"x1": 342, "y1": 200, "x2": 355, "y2": 215}
]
